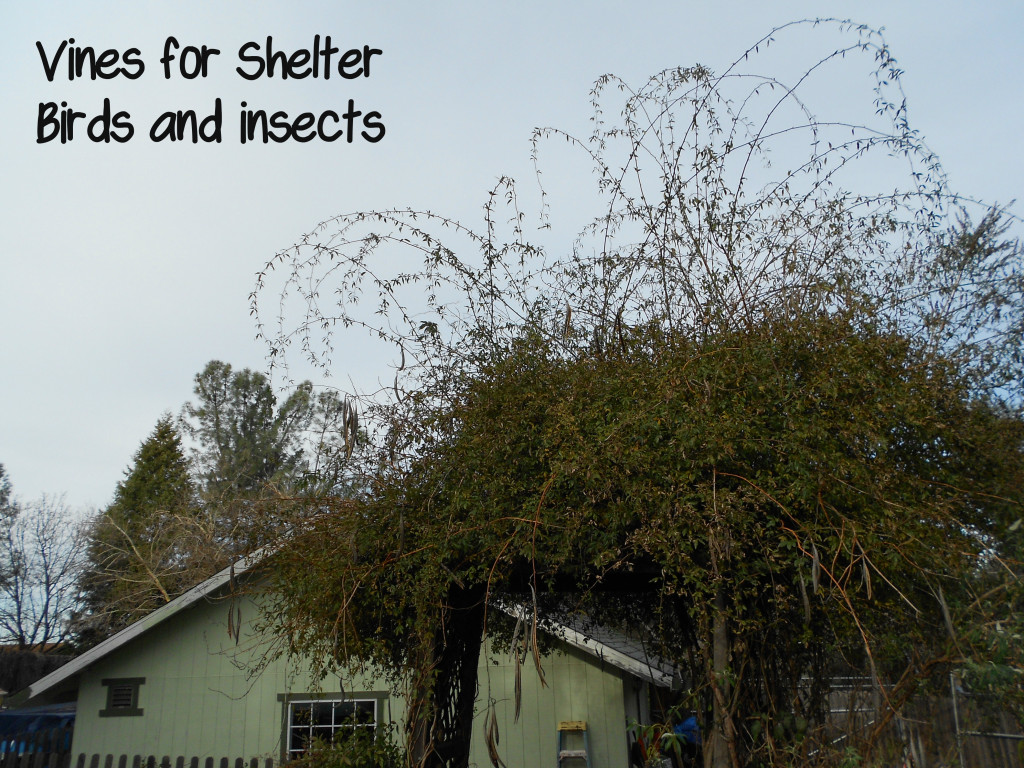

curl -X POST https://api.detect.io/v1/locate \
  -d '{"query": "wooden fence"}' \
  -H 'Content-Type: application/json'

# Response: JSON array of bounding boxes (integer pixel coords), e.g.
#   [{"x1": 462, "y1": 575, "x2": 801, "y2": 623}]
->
[
  {"x1": 74, "y1": 759, "x2": 275, "y2": 768},
  {"x1": 0, "y1": 740, "x2": 275, "y2": 768},
  {"x1": 819, "y1": 676, "x2": 1023, "y2": 768},
  {"x1": 0, "y1": 726, "x2": 73, "y2": 768}
]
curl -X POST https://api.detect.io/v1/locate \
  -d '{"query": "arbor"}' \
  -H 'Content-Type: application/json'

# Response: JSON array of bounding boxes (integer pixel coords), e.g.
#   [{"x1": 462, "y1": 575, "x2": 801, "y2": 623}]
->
[
  {"x1": 422, "y1": 316, "x2": 1022, "y2": 762},
  {"x1": 253, "y1": 21, "x2": 1023, "y2": 768}
]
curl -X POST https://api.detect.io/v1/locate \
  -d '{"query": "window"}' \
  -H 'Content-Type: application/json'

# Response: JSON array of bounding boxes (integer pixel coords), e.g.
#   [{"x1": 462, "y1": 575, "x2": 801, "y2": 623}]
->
[
  {"x1": 99, "y1": 677, "x2": 144, "y2": 717},
  {"x1": 282, "y1": 693, "x2": 382, "y2": 759}
]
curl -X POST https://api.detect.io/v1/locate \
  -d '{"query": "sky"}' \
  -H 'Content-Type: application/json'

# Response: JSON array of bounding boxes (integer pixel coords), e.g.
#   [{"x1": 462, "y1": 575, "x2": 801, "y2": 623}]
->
[{"x1": 2, "y1": 0, "x2": 1022, "y2": 512}]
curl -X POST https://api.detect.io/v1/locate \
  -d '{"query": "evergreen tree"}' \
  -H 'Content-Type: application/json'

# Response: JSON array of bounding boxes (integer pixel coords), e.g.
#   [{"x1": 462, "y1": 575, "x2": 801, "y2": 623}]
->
[
  {"x1": 75, "y1": 415, "x2": 199, "y2": 645},
  {"x1": 0, "y1": 465, "x2": 16, "y2": 587},
  {"x1": 73, "y1": 365, "x2": 359, "y2": 647},
  {"x1": 180, "y1": 360, "x2": 315, "y2": 498},
  {"x1": 0, "y1": 465, "x2": 13, "y2": 515}
]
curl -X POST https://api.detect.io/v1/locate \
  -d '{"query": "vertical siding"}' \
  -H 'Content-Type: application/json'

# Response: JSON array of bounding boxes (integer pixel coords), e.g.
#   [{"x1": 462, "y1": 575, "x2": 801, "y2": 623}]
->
[
  {"x1": 70, "y1": 592, "x2": 401, "y2": 761},
  {"x1": 470, "y1": 640, "x2": 629, "y2": 768},
  {"x1": 69, "y1": 594, "x2": 629, "y2": 768}
]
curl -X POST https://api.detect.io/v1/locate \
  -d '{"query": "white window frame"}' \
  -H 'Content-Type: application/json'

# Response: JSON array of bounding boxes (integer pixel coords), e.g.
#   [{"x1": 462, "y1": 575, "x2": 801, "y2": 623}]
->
[{"x1": 283, "y1": 694, "x2": 381, "y2": 759}]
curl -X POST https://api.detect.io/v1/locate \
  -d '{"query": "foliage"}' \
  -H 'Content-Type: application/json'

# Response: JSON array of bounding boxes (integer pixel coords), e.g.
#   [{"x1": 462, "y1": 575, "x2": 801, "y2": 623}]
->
[
  {"x1": 180, "y1": 360, "x2": 314, "y2": 497},
  {"x1": 74, "y1": 416, "x2": 212, "y2": 644},
  {"x1": 286, "y1": 726, "x2": 406, "y2": 768},
  {"x1": 629, "y1": 704, "x2": 700, "y2": 768},
  {"x1": 0, "y1": 466, "x2": 16, "y2": 588},
  {"x1": 0, "y1": 466, "x2": 13, "y2": 518},
  {"x1": 952, "y1": 468, "x2": 1024, "y2": 717},
  {"x1": 252, "y1": 20, "x2": 1024, "y2": 768},
  {"x1": 74, "y1": 362, "x2": 362, "y2": 647},
  {"x1": 181, "y1": 360, "x2": 361, "y2": 497}
]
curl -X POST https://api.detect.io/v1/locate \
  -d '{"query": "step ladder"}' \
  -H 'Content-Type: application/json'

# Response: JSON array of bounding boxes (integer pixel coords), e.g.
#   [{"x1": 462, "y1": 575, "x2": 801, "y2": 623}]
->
[{"x1": 557, "y1": 720, "x2": 591, "y2": 768}]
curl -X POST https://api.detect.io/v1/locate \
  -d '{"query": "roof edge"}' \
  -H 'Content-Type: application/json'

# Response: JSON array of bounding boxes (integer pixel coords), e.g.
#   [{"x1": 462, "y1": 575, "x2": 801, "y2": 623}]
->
[
  {"x1": 494, "y1": 602, "x2": 681, "y2": 688},
  {"x1": 25, "y1": 554, "x2": 680, "y2": 703},
  {"x1": 550, "y1": 623, "x2": 679, "y2": 688},
  {"x1": 23, "y1": 548, "x2": 266, "y2": 704}
]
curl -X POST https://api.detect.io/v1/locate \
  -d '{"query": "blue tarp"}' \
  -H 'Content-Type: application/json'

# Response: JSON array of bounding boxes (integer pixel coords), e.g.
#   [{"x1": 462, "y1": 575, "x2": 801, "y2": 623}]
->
[{"x1": 0, "y1": 705, "x2": 74, "y2": 754}]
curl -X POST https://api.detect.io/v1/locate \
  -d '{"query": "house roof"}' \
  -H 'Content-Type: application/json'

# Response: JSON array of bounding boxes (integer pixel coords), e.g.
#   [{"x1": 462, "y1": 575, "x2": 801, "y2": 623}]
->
[
  {"x1": 21, "y1": 550, "x2": 679, "y2": 704},
  {"x1": 20, "y1": 549, "x2": 265, "y2": 705},
  {"x1": 547, "y1": 615, "x2": 680, "y2": 688},
  {"x1": 496, "y1": 603, "x2": 680, "y2": 689}
]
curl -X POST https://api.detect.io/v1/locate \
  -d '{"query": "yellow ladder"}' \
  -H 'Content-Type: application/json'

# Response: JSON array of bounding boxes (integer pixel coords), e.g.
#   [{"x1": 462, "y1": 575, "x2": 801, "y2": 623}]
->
[{"x1": 557, "y1": 720, "x2": 591, "y2": 768}]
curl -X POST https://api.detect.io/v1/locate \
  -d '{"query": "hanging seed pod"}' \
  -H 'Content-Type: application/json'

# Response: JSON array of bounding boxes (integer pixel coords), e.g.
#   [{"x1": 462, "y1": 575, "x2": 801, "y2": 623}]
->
[{"x1": 811, "y1": 541, "x2": 820, "y2": 595}]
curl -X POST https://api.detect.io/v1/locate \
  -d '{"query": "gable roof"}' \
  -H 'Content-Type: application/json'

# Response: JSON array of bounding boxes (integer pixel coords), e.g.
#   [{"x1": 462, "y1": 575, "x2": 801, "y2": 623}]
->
[
  {"x1": 547, "y1": 615, "x2": 680, "y2": 688},
  {"x1": 21, "y1": 551, "x2": 679, "y2": 704},
  {"x1": 20, "y1": 550, "x2": 264, "y2": 705},
  {"x1": 496, "y1": 603, "x2": 680, "y2": 689}
]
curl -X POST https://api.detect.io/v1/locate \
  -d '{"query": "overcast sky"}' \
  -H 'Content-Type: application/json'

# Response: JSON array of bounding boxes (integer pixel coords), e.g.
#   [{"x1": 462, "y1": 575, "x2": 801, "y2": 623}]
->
[{"x1": 2, "y1": 0, "x2": 1022, "y2": 512}]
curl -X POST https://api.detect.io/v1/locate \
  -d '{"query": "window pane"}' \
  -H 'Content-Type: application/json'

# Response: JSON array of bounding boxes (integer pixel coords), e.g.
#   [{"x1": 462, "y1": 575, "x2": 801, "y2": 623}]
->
[
  {"x1": 290, "y1": 728, "x2": 309, "y2": 755},
  {"x1": 355, "y1": 701, "x2": 376, "y2": 725},
  {"x1": 291, "y1": 703, "x2": 312, "y2": 726},
  {"x1": 312, "y1": 702, "x2": 334, "y2": 726},
  {"x1": 333, "y1": 701, "x2": 355, "y2": 723}
]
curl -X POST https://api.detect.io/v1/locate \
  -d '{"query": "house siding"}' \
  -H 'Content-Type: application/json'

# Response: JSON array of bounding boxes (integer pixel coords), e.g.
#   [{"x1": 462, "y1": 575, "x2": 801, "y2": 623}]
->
[
  {"x1": 72, "y1": 592, "x2": 403, "y2": 761},
  {"x1": 69, "y1": 593, "x2": 633, "y2": 768},
  {"x1": 470, "y1": 641, "x2": 630, "y2": 768}
]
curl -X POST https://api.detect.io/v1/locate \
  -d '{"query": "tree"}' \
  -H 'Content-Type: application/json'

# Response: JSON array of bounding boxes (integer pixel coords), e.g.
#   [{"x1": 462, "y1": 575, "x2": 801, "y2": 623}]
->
[
  {"x1": 180, "y1": 360, "x2": 316, "y2": 498},
  {"x1": 252, "y1": 21, "x2": 1023, "y2": 768},
  {"x1": 75, "y1": 416, "x2": 205, "y2": 644},
  {"x1": 74, "y1": 366, "x2": 362, "y2": 647},
  {"x1": 0, "y1": 465, "x2": 13, "y2": 516},
  {"x1": 0, "y1": 465, "x2": 16, "y2": 587},
  {"x1": 0, "y1": 485, "x2": 84, "y2": 651},
  {"x1": 0, "y1": 468, "x2": 80, "y2": 692},
  {"x1": 178, "y1": 360, "x2": 360, "y2": 552}
]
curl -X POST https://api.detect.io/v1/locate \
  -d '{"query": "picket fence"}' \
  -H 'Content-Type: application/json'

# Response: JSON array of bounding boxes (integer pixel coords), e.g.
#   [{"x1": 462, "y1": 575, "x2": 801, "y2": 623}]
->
[
  {"x1": 74, "y1": 758, "x2": 275, "y2": 768},
  {"x1": 0, "y1": 729, "x2": 275, "y2": 768},
  {"x1": 0, "y1": 726, "x2": 73, "y2": 768},
  {"x1": 1, "y1": 754, "x2": 275, "y2": 768}
]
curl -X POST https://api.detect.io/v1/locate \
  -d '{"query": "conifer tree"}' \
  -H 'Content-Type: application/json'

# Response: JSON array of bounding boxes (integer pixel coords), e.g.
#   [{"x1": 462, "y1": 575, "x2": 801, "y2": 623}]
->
[
  {"x1": 180, "y1": 360, "x2": 315, "y2": 498},
  {"x1": 75, "y1": 415, "x2": 200, "y2": 644},
  {"x1": 74, "y1": 366, "x2": 360, "y2": 646}
]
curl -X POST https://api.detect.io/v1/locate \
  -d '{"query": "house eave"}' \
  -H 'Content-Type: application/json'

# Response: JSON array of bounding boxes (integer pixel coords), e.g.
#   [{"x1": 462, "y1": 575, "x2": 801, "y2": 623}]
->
[
  {"x1": 22, "y1": 548, "x2": 266, "y2": 705},
  {"x1": 551, "y1": 623, "x2": 680, "y2": 688},
  {"x1": 494, "y1": 602, "x2": 681, "y2": 689}
]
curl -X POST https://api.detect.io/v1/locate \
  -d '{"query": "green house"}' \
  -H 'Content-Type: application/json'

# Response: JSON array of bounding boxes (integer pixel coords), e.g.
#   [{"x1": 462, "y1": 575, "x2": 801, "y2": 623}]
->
[{"x1": 20, "y1": 555, "x2": 679, "y2": 766}]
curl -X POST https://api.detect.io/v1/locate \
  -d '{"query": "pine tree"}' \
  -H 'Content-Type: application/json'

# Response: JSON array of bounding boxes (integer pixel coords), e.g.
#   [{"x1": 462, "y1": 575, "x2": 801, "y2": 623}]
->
[
  {"x1": 180, "y1": 360, "x2": 314, "y2": 498},
  {"x1": 75, "y1": 415, "x2": 199, "y2": 646}
]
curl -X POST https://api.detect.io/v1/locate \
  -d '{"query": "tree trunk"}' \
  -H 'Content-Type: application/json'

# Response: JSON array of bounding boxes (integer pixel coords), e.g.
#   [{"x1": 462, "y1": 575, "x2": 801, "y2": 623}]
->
[
  {"x1": 707, "y1": 483, "x2": 738, "y2": 768},
  {"x1": 709, "y1": 584, "x2": 733, "y2": 768},
  {"x1": 408, "y1": 584, "x2": 487, "y2": 768}
]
